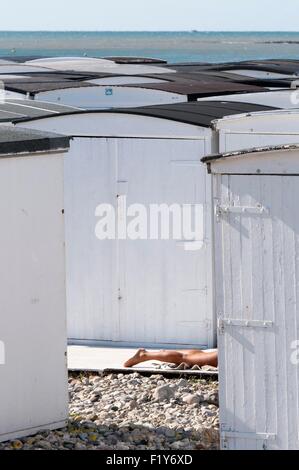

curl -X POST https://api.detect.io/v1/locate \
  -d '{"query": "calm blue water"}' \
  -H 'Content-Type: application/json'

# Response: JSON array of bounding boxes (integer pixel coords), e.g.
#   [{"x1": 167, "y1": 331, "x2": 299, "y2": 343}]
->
[{"x1": 1, "y1": 31, "x2": 299, "y2": 63}]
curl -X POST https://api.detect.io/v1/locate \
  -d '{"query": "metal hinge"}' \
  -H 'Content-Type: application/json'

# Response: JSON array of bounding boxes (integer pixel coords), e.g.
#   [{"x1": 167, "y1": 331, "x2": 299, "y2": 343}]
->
[
  {"x1": 221, "y1": 425, "x2": 276, "y2": 449},
  {"x1": 215, "y1": 203, "x2": 268, "y2": 222},
  {"x1": 218, "y1": 318, "x2": 274, "y2": 334},
  {"x1": 222, "y1": 431, "x2": 276, "y2": 440}
]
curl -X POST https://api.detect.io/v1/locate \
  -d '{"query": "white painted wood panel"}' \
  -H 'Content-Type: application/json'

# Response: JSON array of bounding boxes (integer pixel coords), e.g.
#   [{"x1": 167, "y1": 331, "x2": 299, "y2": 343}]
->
[
  {"x1": 214, "y1": 172, "x2": 299, "y2": 450},
  {"x1": 65, "y1": 137, "x2": 214, "y2": 347},
  {"x1": 0, "y1": 152, "x2": 68, "y2": 441},
  {"x1": 65, "y1": 138, "x2": 118, "y2": 342},
  {"x1": 116, "y1": 138, "x2": 213, "y2": 347}
]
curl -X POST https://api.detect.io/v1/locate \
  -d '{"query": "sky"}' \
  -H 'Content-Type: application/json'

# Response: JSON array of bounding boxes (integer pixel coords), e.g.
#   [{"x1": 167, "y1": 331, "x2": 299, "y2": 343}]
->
[{"x1": 0, "y1": 0, "x2": 298, "y2": 31}]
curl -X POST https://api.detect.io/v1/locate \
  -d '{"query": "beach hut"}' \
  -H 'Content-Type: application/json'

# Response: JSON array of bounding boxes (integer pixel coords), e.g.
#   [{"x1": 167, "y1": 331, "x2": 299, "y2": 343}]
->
[
  {"x1": 0, "y1": 59, "x2": 18, "y2": 65},
  {"x1": 25, "y1": 57, "x2": 176, "y2": 75},
  {"x1": 0, "y1": 100, "x2": 80, "y2": 124},
  {"x1": 165, "y1": 59, "x2": 299, "y2": 76},
  {"x1": 76, "y1": 78, "x2": 266, "y2": 108},
  {"x1": 213, "y1": 108, "x2": 299, "y2": 152},
  {"x1": 198, "y1": 89, "x2": 299, "y2": 109},
  {"x1": 84, "y1": 75, "x2": 171, "y2": 86},
  {"x1": 4, "y1": 100, "x2": 274, "y2": 348},
  {"x1": 0, "y1": 126, "x2": 70, "y2": 442},
  {"x1": 0, "y1": 64, "x2": 55, "y2": 74},
  {"x1": 0, "y1": 74, "x2": 266, "y2": 109},
  {"x1": 200, "y1": 60, "x2": 299, "y2": 80},
  {"x1": 0, "y1": 55, "x2": 44, "y2": 62},
  {"x1": 202, "y1": 144, "x2": 299, "y2": 450},
  {"x1": 0, "y1": 77, "x2": 137, "y2": 108},
  {"x1": 84, "y1": 70, "x2": 294, "y2": 90}
]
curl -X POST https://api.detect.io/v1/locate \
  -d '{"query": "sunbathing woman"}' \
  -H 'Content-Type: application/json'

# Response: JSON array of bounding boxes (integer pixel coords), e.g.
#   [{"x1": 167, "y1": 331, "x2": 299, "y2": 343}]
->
[{"x1": 124, "y1": 348, "x2": 218, "y2": 368}]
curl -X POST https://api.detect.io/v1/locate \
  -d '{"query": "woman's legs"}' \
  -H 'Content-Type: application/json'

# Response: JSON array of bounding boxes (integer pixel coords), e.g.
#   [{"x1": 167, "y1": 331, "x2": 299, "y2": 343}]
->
[{"x1": 124, "y1": 348, "x2": 218, "y2": 368}]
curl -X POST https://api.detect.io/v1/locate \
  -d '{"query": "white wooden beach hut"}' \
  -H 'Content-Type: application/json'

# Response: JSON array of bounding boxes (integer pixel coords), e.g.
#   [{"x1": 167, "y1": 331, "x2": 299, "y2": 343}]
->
[
  {"x1": 84, "y1": 75, "x2": 170, "y2": 86},
  {"x1": 0, "y1": 126, "x2": 70, "y2": 442},
  {"x1": 214, "y1": 108, "x2": 299, "y2": 152},
  {"x1": 202, "y1": 144, "x2": 299, "y2": 450},
  {"x1": 3, "y1": 100, "x2": 274, "y2": 349},
  {"x1": 214, "y1": 68, "x2": 295, "y2": 79},
  {"x1": 25, "y1": 57, "x2": 176, "y2": 75},
  {"x1": 71, "y1": 78, "x2": 265, "y2": 108},
  {"x1": 203, "y1": 60, "x2": 299, "y2": 80},
  {"x1": 83, "y1": 68, "x2": 289, "y2": 89},
  {"x1": 198, "y1": 89, "x2": 299, "y2": 109},
  {"x1": 0, "y1": 63, "x2": 55, "y2": 74},
  {"x1": 0, "y1": 74, "x2": 266, "y2": 109},
  {"x1": 0, "y1": 99, "x2": 80, "y2": 122},
  {"x1": 0, "y1": 77, "x2": 141, "y2": 108},
  {"x1": 0, "y1": 59, "x2": 18, "y2": 65}
]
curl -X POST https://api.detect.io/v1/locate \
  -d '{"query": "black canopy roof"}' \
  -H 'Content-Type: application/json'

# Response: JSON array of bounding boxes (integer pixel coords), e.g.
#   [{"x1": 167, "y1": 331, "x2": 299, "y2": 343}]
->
[
  {"x1": 163, "y1": 59, "x2": 299, "y2": 76},
  {"x1": 0, "y1": 56, "x2": 44, "y2": 63},
  {"x1": 0, "y1": 126, "x2": 70, "y2": 157},
  {"x1": 1, "y1": 77, "x2": 96, "y2": 95},
  {"x1": 101, "y1": 101, "x2": 277, "y2": 127},
  {"x1": 0, "y1": 100, "x2": 78, "y2": 122},
  {"x1": 104, "y1": 56, "x2": 167, "y2": 64},
  {"x1": 1, "y1": 55, "x2": 168, "y2": 65},
  {"x1": 144, "y1": 71, "x2": 293, "y2": 89},
  {"x1": 124, "y1": 76, "x2": 266, "y2": 98},
  {"x1": 8, "y1": 100, "x2": 277, "y2": 129},
  {"x1": 195, "y1": 59, "x2": 299, "y2": 76}
]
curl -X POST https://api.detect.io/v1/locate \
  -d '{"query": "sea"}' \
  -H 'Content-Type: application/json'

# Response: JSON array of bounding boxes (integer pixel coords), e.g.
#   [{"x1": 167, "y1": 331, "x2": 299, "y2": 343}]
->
[{"x1": 1, "y1": 31, "x2": 299, "y2": 63}]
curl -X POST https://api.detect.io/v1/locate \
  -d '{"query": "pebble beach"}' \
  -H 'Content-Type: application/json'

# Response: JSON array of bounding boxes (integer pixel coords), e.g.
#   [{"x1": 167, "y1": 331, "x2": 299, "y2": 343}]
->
[{"x1": 0, "y1": 372, "x2": 219, "y2": 451}]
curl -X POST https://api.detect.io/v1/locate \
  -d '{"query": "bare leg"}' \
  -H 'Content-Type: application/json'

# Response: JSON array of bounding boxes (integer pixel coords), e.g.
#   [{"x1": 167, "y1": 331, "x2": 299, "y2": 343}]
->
[{"x1": 124, "y1": 348, "x2": 218, "y2": 368}]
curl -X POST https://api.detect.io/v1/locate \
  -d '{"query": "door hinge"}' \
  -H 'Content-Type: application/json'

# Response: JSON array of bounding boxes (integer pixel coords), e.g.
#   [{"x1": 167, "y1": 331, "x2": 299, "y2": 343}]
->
[
  {"x1": 222, "y1": 431, "x2": 276, "y2": 440},
  {"x1": 218, "y1": 318, "x2": 274, "y2": 334},
  {"x1": 215, "y1": 203, "x2": 268, "y2": 222},
  {"x1": 221, "y1": 424, "x2": 276, "y2": 449}
]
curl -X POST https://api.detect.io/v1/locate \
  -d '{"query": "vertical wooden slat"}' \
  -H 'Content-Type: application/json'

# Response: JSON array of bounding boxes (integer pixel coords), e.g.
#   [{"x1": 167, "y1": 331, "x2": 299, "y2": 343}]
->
[
  {"x1": 260, "y1": 177, "x2": 277, "y2": 444},
  {"x1": 281, "y1": 177, "x2": 299, "y2": 449}
]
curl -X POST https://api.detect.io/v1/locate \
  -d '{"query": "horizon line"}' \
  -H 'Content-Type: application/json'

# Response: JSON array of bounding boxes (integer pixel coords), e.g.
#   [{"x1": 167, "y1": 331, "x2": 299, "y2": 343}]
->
[{"x1": 1, "y1": 29, "x2": 299, "y2": 33}]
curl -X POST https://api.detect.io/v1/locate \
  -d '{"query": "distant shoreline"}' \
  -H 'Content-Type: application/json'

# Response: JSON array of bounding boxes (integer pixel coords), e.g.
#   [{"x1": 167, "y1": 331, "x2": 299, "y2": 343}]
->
[
  {"x1": 1, "y1": 30, "x2": 299, "y2": 33},
  {"x1": 1, "y1": 31, "x2": 299, "y2": 63}
]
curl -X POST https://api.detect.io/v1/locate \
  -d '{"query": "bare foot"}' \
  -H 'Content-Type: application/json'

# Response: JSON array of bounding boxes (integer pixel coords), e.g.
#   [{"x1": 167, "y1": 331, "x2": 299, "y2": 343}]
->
[{"x1": 124, "y1": 348, "x2": 147, "y2": 367}]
